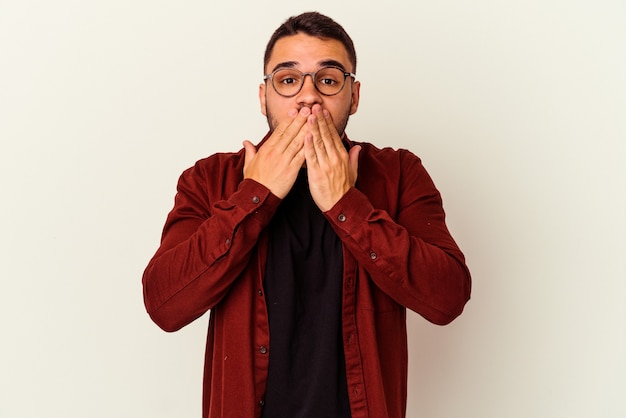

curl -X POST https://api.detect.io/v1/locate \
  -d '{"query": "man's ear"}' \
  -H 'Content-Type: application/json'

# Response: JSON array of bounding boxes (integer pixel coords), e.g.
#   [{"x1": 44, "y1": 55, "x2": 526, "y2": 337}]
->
[
  {"x1": 259, "y1": 83, "x2": 267, "y2": 116},
  {"x1": 349, "y1": 80, "x2": 361, "y2": 115}
]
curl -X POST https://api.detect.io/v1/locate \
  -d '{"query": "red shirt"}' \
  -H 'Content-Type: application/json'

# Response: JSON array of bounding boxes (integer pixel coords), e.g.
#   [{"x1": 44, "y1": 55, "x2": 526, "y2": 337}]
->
[{"x1": 142, "y1": 136, "x2": 471, "y2": 418}]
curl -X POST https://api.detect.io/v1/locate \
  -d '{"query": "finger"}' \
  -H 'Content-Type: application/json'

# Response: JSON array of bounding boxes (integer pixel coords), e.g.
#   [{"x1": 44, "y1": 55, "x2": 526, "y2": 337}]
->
[
  {"x1": 273, "y1": 107, "x2": 311, "y2": 152},
  {"x1": 307, "y1": 110, "x2": 329, "y2": 162},
  {"x1": 242, "y1": 140, "x2": 257, "y2": 179},
  {"x1": 348, "y1": 145, "x2": 361, "y2": 177},
  {"x1": 318, "y1": 107, "x2": 346, "y2": 156},
  {"x1": 292, "y1": 144, "x2": 306, "y2": 169},
  {"x1": 242, "y1": 140, "x2": 257, "y2": 165},
  {"x1": 303, "y1": 133, "x2": 318, "y2": 166},
  {"x1": 265, "y1": 109, "x2": 296, "y2": 140},
  {"x1": 311, "y1": 105, "x2": 340, "y2": 162}
]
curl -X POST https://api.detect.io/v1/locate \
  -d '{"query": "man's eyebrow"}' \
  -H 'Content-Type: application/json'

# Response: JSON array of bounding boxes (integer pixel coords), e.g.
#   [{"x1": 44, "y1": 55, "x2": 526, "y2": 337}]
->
[
  {"x1": 269, "y1": 59, "x2": 350, "y2": 74},
  {"x1": 269, "y1": 61, "x2": 298, "y2": 73},
  {"x1": 319, "y1": 59, "x2": 348, "y2": 71}
]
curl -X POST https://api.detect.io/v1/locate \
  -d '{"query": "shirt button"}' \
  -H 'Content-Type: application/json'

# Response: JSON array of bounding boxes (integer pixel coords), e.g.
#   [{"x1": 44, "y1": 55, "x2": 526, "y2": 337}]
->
[
  {"x1": 252, "y1": 196, "x2": 260, "y2": 204},
  {"x1": 338, "y1": 213, "x2": 346, "y2": 222},
  {"x1": 259, "y1": 346, "x2": 268, "y2": 354},
  {"x1": 225, "y1": 238, "x2": 231, "y2": 246},
  {"x1": 258, "y1": 289, "x2": 263, "y2": 296},
  {"x1": 370, "y1": 251, "x2": 377, "y2": 260},
  {"x1": 259, "y1": 399, "x2": 265, "y2": 407}
]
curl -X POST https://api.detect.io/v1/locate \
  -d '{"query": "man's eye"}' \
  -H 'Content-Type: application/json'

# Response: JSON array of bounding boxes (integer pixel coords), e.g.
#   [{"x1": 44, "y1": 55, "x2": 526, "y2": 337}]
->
[
  {"x1": 276, "y1": 73, "x2": 300, "y2": 85},
  {"x1": 319, "y1": 78, "x2": 338, "y2": 85}
]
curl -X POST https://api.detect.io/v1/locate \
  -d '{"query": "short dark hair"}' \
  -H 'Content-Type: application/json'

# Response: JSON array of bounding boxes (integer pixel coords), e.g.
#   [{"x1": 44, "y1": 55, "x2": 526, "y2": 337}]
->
[{"x1": 263, "y1": 12, "x2": 357, "y2": 73}]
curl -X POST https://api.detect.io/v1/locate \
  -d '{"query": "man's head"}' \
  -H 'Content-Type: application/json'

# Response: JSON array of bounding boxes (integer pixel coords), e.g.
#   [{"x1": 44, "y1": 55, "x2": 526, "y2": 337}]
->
[{"x1": 260, "y1": 12, "x2": 360, "y2": 136}]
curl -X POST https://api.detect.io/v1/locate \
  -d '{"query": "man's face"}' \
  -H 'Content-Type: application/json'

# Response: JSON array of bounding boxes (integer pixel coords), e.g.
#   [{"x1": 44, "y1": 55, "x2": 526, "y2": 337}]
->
[{"x1": 260, "y1": 33, "x2": 360, "y2": 136}]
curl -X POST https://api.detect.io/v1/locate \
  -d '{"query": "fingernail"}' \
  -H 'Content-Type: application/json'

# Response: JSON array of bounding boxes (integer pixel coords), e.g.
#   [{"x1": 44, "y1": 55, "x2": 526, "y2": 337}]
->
[
  {"x1": 301, "y1": 107, "x2": 311, "y2": 116},
  {"x1": 288, "y1": 109, "x2": 298, "y2": 117}
]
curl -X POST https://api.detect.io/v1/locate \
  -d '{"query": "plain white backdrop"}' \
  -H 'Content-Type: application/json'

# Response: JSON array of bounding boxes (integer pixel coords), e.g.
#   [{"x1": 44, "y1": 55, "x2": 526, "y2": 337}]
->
[{"x1": 1, "y1": 1, "x2": 625, "y2": 417}]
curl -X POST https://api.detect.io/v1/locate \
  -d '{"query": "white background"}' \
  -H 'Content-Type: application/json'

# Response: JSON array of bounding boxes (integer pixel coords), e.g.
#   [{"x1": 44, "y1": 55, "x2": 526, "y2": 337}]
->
[{"x1": 1, "y1": 1, "x2": 625, "y2": 417}]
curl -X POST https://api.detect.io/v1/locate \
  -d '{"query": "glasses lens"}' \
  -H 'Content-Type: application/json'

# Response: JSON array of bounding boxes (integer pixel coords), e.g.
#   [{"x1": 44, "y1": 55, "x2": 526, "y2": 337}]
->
[
  {"x1": 272, "y1": 69, "x2": 303, "y2": 97},
  {"x1": 314, "y1": 67, "x2": 346, "y2": 95}
]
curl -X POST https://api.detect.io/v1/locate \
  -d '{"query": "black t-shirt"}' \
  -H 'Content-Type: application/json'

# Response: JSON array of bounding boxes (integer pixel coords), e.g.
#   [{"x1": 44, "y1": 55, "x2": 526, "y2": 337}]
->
[{"x1": 261, "y1": 170, "x2": 351, "y2": 418}]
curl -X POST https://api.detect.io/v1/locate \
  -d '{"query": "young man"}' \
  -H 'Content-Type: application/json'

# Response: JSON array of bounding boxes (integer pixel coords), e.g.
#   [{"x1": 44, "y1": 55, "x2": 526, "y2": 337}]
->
[{"x1": 143, "y1": 12, "x2": 471, "y2": 418}]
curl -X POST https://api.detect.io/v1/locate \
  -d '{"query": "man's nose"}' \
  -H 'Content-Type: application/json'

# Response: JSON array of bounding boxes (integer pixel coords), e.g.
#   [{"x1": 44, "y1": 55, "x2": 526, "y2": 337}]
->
[{"x1": 296, "y1": 74, "x2": 322, "y2": 106}]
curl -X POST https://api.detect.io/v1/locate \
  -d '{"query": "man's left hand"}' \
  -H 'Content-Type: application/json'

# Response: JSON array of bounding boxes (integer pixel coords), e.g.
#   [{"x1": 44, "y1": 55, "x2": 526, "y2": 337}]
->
[{"x1": 304, "y1": 104, "x2": 361, "y2": 212}]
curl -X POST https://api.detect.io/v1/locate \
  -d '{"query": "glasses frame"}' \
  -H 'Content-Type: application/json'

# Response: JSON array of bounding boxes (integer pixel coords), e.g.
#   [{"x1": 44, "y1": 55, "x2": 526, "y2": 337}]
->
[{"x1": 263, "y1": 66, "x2": 356, "y2": 98}]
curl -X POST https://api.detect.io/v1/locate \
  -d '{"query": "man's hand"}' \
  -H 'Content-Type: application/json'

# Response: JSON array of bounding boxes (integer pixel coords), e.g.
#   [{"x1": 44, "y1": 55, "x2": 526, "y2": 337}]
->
[
  {"x1": 243, "y1": 107, "x2": 311, "y2": 199},
  {"x1": 304, "y1": 104, "x2": 361, "y2": 212}
]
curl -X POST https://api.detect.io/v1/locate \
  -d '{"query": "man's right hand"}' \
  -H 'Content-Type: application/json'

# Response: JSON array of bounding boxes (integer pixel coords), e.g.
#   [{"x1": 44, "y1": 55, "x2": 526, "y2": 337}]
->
[{"x1": 242, "y1": 107, "x2": 311, "y2": 199}]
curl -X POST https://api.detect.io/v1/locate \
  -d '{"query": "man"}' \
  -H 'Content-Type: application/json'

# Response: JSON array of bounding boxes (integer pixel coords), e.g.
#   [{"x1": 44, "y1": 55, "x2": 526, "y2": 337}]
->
[{"x1": 143, "y1": 11, "x2": 471, "y2": 418}]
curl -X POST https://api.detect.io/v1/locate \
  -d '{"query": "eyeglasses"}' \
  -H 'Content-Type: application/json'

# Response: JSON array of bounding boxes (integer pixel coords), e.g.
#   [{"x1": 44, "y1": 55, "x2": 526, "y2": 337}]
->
[{"x1": 263, "y1": 66, "x2": 356, "y2": 97}]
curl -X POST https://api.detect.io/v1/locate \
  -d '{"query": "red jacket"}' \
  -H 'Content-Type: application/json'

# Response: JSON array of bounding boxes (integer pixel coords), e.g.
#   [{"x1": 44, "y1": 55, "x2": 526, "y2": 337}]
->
[{"x1": 143, "y1": 136, "x2": 471, "y2": 418}]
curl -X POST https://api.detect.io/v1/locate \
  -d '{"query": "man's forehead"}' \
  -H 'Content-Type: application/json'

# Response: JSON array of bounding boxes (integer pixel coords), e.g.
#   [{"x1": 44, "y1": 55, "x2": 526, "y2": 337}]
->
[{"x1": 266, "y1": 34, "x2": 352, "y2": 72}]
